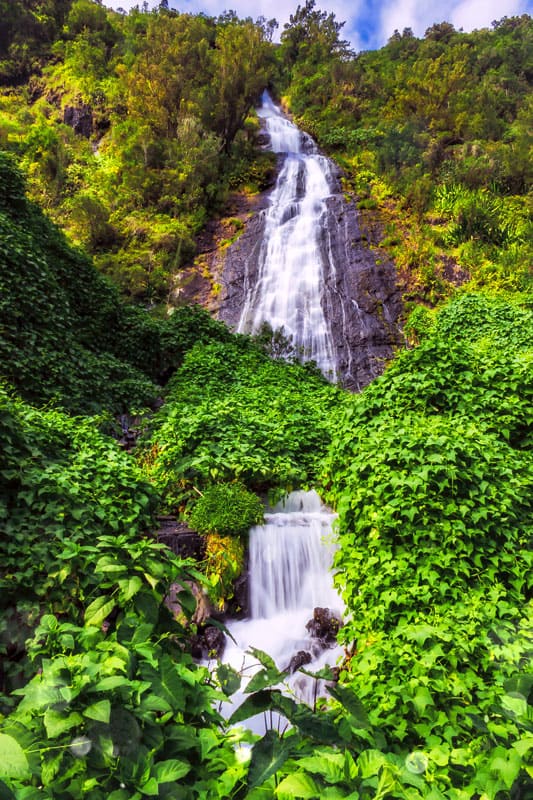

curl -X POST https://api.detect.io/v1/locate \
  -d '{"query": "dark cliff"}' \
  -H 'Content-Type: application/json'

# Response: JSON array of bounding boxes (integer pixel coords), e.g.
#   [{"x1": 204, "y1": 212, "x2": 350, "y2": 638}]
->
[{"x1": 219, "y1": 154, "x2": 404, "y2": 391}]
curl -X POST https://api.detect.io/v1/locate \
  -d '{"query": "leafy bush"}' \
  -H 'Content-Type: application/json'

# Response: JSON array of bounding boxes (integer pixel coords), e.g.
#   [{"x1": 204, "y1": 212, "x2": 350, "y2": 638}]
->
[
  {"x1": 403, "y1": 303, "x2": 436, "y2": 344},
  {"x1": 314, "y1": 290, "x2": 533, "y2": 797},
  {"x1": 0, "y1": 387, "x2": 158, "y2": 641},
  {"x1": 0, "y1": 537, "x2": 250, "y2": 799},
  {"x1": 0, "y1": 153, "x2": 239, "y2": 413},
  {"x1": 0, "y1": 384, "x2": 252, "y2": 797},
  {"x1": 140, "y1": 337, "x2": 343, "y2": 507},
  {"x1": 188, "y1": 482, "x2": 264, "y2": 537}
]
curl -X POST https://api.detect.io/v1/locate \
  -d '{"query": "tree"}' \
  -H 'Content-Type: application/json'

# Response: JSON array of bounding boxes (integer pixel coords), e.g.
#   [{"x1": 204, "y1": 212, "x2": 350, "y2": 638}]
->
[
  {"x1": 280, "y1": 0, "x2": 353, "y2": 73},
  {"x1": 210, "y1": 18, "x2": 275, "y2": 152}
]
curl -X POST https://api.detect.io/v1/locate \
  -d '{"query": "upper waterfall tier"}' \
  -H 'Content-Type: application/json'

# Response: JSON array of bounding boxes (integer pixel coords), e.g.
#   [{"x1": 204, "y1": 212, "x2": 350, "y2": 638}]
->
[
  {"x1": 219, "y1": 91, "x2": 403, "y2": 391},
  {"x1": 236, "y1": 92, "x2": 337, "y2": 379}
]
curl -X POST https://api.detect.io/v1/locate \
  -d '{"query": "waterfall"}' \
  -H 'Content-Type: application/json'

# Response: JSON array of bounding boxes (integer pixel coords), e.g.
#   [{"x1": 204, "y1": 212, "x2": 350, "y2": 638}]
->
[
  {"x1": 221, "y1": 491, "x2": 343, "y2": 731},
  {"x1": 237, "y1": 92, "x2": 338, "y2": 380},
  {"x1": 249, "y1": 490, "x2": 338, "y2": 619}
]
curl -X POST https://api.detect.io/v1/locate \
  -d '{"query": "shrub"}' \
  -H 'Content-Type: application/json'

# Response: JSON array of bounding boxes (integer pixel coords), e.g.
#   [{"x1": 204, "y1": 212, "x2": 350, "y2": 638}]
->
[{"x1": 188, "y1": 482, "x2": 264, "y2": 537}]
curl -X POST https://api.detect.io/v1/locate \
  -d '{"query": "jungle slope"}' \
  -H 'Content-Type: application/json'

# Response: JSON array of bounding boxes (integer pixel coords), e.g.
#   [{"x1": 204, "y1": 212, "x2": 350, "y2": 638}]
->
[{"x1": 0, "y1": 3, "x2": 532, "y2": 798}]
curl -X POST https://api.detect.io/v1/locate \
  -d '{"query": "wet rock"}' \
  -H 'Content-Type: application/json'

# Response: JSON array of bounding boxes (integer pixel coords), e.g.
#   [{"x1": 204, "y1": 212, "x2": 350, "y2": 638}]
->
[
  {"x1": 63, "y1": 104, "x2": 93, "y2": 138},
  {"x1": 191, "y1": 583, "x2": 212, "y2": 626},
  {"x1": 306, "y1": 607, "x2": 342, "y2": 646},
  {"x1": 190, "y1": 634, "x2": 205, "y2": 659},
  {"x1": 155, "y1": 519, "x2": 206, "y2": 561},
  {"x1": 190, "y1": 625, "x2": 226, "y2": 659},
  {"x1": 287, "y1": 650, "x2": 312, "y2": 673},
  {"x1": 204, "y1": 626, "x2": 226, "y2": 657},
  {"x1": 117, "y1": 413, "x2": 141, "y2": 450},
  {"x1": 218, "y1": 157, "x2": 403, "y2": 392},
  {"x1": 226, "y1": 569, "x2": 249, "y2": 618}
]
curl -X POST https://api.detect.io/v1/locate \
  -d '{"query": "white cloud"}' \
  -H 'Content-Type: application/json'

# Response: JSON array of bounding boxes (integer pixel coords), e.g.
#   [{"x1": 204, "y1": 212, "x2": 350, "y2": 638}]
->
[
  {"x1": 450, "y1": 0, "x2": 525, "y2": 31},
  {"x1": 377, "y1": 0, "x2": 532, "y2": 44},
  {"x1": 379, "y1": 0, "x2": 432, "y2": 40}
]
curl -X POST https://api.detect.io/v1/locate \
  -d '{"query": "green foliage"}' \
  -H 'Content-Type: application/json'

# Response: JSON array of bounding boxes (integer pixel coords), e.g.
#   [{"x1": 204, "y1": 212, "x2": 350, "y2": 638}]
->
[
  {"x1": 403, "y1": 304, "x2": 436, "y2": 344},
  {"x1": 0, "y1": 380, "x2": 252, "y2": 797},
  {"x1": 315, "y1": 291, "x2": 533, "y2": 797},
  {"x1": 204, "y1": 533, "x2": 246, "y2": 609},
  {"x1": 0, "y1": 0, "x2": 73, "y2": 84},
  {"x1": 140, "y1": 337, "x2": 343, "y2": 508},
  {"x1": 188, "y1": 482, "x2": 264, "y2": 537},
  {"x1": 0, "y1": 152, "x2": 239, "y2": 413},
  {"x1": 1, "y1": 541, "x2": 249, "y2": 798},
  {"x1": 280, "y1": 14, "x2": 533, "y2": 299},
  {"x1": 0, "y1": 4, "x2": 278, "y2": 302},
  {"x1": 1, "y1": 10, "x2": 533, "y2": 799},
  {"x1": 0, "y1": 387, "x2": 158, "y2": 648},
  {"x1": 214, "y1": 292, "x2": 532, "y2": 799}
]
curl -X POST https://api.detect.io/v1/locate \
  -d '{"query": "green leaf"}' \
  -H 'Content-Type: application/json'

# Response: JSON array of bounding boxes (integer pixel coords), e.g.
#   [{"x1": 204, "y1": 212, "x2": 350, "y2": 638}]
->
[
  {"x1": 152, "y1": 759, "x2": 190, "y2": 783},
  {"x1": 248, "y1": 730, "x2": 292, "y2": 789},
  {"x1": 245, "y1": 665, "x2": 286, "y2": 694},
  {"x1": 247, "y1": 647, "x2": 277, "y2": 671},
  {"x1": 139, "y1": 777, "x2": 159, "y2": 796},
  {"x1": 296, "y1": 753, "x2": 345, "y2": 784},
  {"x1": 84, "y1": 596, "x2": 116, "y2": 627},
  {"x1": 217, "y1": 663, "x2": 241, "y2": 697},
  {"x1": 357, "y1": 749, "x2": 387, "y2": 779},
  {"x1": 0, "y1": 734, "x2": 30, "y2": 779},
  {"x1": 328, "y1": 685, "x2": 371, "y2": 730},
  {"x1": 275, "y1": 772, "x2": 319, "y2": 799},
  {"x1": 92, "y1": 676, "x2": 130, "y2": 692},
  {"x1": 229, "y1": 690, "x2": 283, "y2": 725},
  {"x1": 412, "y1": 686, "x2": 434, "y2": 715},
  {"x1": 118, "y1": 576, "x2": 143, "y2": 601},
  {"x1": 43, "y1": 709, "x2": 83, "y2": 739},
  {"x1": 83, "y1": 700, "x2": 111, "y2": 724},
  {"x1": 0, "y1": 779, "x2": 16, "y2": 799}
]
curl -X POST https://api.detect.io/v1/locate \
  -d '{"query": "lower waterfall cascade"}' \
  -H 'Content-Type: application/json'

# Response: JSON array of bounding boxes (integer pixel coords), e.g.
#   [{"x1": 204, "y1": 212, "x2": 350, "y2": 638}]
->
[{"x1": 218, "y1": 491, "x2": 343, "y2": 731}]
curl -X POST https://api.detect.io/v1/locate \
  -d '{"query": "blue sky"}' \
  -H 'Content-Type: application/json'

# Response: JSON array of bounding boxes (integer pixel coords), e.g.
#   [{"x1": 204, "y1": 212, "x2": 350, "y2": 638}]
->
[{"x1": 104, "y1": 0, "x2": 533, "y2": 50}]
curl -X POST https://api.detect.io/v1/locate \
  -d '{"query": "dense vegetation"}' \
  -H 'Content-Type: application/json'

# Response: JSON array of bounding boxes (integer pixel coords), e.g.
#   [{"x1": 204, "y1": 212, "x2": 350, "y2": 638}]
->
[
  {"x1": 279, "y1": 5, "x2": 532, "y2": 303},
  {"x1": 0, "y1": 2, "x2": 532, "y2": 798},
  {"x1": 0, "y1": 0, "x2": 276, "y2": 301}
]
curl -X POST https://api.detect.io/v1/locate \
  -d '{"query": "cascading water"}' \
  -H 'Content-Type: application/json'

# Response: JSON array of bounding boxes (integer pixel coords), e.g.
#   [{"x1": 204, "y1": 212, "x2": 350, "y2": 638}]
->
[
  {"x1": 220, "y1": 491, "x2": 343, "y2": 731},
  {"x1": 236, "y1": 92, "x2": 338, "y2": 380}
]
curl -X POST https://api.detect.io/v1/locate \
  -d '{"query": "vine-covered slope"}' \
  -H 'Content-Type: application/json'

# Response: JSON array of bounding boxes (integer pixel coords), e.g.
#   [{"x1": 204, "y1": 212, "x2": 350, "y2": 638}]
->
[{"x1": 0, "y1": 3, "x2": 532, "y2": 798}]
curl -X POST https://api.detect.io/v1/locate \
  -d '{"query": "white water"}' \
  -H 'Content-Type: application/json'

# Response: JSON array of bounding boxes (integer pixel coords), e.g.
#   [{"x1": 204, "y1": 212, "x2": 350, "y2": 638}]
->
[
  {"x1": 221, "y1": 491, "x2": 343, "y2": 731},
  {"x1": 237, "y1": 92, "x2": 337, "y2": 380}
]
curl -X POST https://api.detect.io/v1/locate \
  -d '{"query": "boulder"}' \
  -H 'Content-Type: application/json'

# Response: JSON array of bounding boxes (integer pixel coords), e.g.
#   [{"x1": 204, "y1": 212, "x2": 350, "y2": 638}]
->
[
  {"x1": 306, "y1": 607, "x2": 342, "y2": 646},
  {"x1": 287, "y1": 650, "x2": 312, "y2": 673},
  {"x1": 190, "y1": 625, "x2": 226, "y2": 660}
]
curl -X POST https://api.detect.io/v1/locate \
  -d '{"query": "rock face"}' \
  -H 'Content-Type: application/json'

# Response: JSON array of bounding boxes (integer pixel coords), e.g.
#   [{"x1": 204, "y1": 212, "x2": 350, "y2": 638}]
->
[
  {"x1": 320, "y1": 192, "x2": 403, "y2": 390},
  {"x1": 155, "y1": 518, "x2": 206, "y2": 561},
  {"x1": 63, "y1": 104, "x2": 93, "y2": 138},
  {"x1": 219, "y1": 155, "x2": 403, "y2": 391}
]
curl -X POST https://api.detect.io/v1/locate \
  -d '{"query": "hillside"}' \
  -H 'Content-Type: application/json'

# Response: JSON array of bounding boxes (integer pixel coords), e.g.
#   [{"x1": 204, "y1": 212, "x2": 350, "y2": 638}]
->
[{"x1": 0, "y1": 3, "x2": 532, "y2": 798}]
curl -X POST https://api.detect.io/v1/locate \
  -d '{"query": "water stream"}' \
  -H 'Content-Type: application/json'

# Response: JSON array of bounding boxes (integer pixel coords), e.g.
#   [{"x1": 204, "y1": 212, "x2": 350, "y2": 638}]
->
[
  {"x1": 220, "y1": 491, "x2": 343, "y2": 731},
  {"x1": 236, "y1": 91, "x2": 338, "y2": 380},
  {"x1": 217, "y1": 95, "x2": 347, "y2": 729}
]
